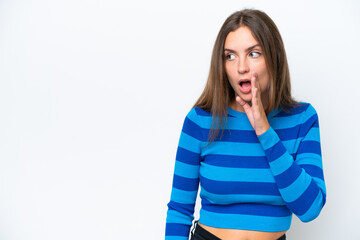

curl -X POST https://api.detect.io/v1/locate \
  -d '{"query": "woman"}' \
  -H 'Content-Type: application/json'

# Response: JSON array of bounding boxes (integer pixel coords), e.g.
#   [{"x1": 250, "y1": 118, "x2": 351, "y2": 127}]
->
[{"x1": 165, "y1": 9, "x2": 326, "y2": 240}]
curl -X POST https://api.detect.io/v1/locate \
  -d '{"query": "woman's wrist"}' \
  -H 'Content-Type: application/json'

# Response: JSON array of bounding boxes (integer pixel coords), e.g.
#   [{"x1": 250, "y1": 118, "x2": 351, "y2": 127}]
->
[{"x1": 255, "y1": 123, "x2": 270, "y2": 136}]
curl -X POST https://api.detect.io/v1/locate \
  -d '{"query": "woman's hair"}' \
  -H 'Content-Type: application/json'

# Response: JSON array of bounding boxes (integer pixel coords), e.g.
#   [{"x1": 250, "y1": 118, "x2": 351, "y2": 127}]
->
[{"x1": 193, "y1": 8, "x2": 298, "y2": 143}]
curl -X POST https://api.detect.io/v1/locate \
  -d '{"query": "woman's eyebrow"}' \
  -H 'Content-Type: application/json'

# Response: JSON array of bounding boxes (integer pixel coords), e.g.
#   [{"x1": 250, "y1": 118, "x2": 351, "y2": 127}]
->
[
  {"x1": 246, "y1": 44, "x2": 261, "y2": 51},
  {"x1": 224, "y1": 44, "x2": 261, "y2": 53},
  {"x1": 223, "y1": 48, "x2": 237, "y2": 53}
]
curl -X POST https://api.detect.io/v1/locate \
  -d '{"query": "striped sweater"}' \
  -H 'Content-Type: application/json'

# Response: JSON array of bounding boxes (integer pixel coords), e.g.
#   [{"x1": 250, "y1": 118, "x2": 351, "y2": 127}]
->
[{"x1": 165, "y1": 102, "x2": 326, "y2": 240}]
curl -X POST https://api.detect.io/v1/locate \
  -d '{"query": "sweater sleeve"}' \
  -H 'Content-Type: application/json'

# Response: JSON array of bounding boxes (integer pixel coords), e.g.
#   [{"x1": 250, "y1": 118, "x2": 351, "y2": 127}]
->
[
  {"x1": 258, "y1": 104, "x2": 326, "y2": 222},
  {"x1": 165, "y1": 108, "x2": 203, "y2": 240}
]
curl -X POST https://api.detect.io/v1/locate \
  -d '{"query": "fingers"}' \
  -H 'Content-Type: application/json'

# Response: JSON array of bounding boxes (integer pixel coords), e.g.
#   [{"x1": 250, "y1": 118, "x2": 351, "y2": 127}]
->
[
  {"x1": 251, "y1": 72, "x2": 259, "y2": 106},
  {"x1": 251, "y1": 72, "x2": 266, "y2": 114},
  {"x1": 251, "y1": 72, "x2": 257, "y2": 97},
  {"x1": 236, "y1": 95, "x2": 245, "y2": 105},
  {"x1": 253, "y1": 72, "x2": 261, "y2": 92},
  {"x1": 235, "y1": 96, "x2": 251, "y2": 113}
]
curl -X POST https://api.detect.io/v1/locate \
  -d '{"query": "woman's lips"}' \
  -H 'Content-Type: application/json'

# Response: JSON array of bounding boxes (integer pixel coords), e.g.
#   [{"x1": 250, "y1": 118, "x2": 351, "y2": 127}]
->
[{"x1": 239, "y1": 81, "x2": 251, "y2": 94}]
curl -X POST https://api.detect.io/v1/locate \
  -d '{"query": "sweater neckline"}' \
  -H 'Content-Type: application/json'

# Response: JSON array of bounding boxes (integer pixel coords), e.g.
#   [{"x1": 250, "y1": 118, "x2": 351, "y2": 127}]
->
[
  {"x1": 227, "y1": 106, "x2": 280, "y2": 119},
  {"x1": 227, "y1": 106, "x2": 247, "y2": 118}
]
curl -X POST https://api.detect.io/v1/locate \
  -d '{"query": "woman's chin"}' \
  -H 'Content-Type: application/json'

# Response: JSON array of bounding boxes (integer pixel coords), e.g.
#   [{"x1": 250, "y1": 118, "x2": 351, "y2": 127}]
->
[{"x1": 238, "y1": 94, "x2": 252, "y2": 103}]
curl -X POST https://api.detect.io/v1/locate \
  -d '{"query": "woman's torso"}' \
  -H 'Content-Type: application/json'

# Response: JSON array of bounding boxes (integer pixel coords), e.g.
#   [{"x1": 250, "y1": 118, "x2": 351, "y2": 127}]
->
[
  {"x1": 194, "y1": 106, "x2": 304, "y2": 237},
  {"x1": 194, "y1": 106, "x2": 296, "y2": 231}
]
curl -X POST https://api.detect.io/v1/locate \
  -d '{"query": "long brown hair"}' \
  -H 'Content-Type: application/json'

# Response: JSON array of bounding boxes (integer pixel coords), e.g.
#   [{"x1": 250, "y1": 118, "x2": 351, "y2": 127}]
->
[{"x1": 193, "y1": 9, "x2": 298, "y2": 143}]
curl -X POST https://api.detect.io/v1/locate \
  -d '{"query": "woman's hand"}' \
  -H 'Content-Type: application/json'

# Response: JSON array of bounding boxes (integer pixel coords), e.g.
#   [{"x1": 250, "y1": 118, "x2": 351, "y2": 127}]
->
[{"x1": 236, "y1": 72, "x2": 270, "y2": 136}]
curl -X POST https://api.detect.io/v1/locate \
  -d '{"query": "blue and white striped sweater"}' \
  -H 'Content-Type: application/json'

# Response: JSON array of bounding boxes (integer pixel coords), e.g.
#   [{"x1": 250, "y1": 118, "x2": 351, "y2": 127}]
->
[{"x1": 165, "y1": 102, "x2": 326, "y2": 240}]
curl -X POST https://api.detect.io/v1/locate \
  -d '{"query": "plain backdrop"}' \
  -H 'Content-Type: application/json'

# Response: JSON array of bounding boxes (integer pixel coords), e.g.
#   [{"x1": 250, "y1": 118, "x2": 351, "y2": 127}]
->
[{"x1": 0, "y1": 0, "x2": 359, "y2": 239}]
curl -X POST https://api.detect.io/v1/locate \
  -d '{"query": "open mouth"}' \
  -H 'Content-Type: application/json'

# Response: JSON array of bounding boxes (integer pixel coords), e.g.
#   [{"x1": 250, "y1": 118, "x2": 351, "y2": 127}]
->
[
  {"x1": 239, "y1": 80, "x2": 251, "y2": 93},
  {"x1": 240, "y1": 81, "x2": 251, "y2": 88}
]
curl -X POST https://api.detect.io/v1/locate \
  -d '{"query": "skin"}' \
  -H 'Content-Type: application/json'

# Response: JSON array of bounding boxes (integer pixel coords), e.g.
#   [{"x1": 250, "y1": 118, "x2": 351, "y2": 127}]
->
[
  {"x1": 236, "y1": 72, "x2": 270, "y2": 136},
  {"x1": 225, "y1": 26, "x2": 270, "y2": 136},
  {"x1": 198, "y1": 26, "x2": 286, "y2": 240}
]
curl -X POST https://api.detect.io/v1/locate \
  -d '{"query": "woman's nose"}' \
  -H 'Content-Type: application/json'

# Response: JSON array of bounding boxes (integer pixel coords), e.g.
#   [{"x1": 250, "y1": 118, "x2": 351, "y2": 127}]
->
[{"x1": 238, "y1": 57, "x2": 249, "y2": 74}]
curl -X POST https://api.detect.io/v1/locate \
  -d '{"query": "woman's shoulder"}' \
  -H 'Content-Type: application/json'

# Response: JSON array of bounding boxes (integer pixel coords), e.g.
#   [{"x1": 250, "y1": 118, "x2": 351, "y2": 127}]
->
[
  {"x1": 183, "y1": 106, "x2": 213, "y2": 129},
  {"x1": 275, "y1": 102, "x2": 317, "y2": 117},
  {"x1": 186, "y1": 106, "x2": 212, "y2": 118}
]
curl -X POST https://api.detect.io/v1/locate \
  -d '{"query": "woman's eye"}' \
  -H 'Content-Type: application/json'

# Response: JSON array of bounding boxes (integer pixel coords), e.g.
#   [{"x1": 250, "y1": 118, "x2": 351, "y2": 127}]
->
[
  {"x1": 226, "y1": 54, "x2": 235, "y2": 60},
  {"x1": 249, "y1": 52, "x2": 261, "y2": 58}
]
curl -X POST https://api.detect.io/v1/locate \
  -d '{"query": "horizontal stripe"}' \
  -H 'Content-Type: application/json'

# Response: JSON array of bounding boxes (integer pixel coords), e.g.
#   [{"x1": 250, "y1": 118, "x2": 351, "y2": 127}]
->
[
  {"x1": 201, "y1": 141, "x2": 265, "y2": 157},
  {"x1": 297, "y1": 141, "x2": 321, "y2": 156},
  {"x1": 297, "y1": 190, "x2": 323, "y2": 222},
  {"x1": 165, "y1": 223, "x2": 190, "y2": 237},
  {"x1": 194, "y1": 109, "x2": 304, "y2": 132},
  {"x1": 203, "y1": 125, "x2": 319, "y2": 144},
  {"x1": 182, "y1": 117, "x2": 206, "y2": 142},
  {"x1": 195, "y1": 107, "x2": 286, "y2": 119},
  {"x1": 191, "y1": 109, "x2": 253, "y2": 130},
  {"x1": 300, "y1": 127, "x2": 320, "y2": 142},
  {"x1": 199, "y1": 209, "x2": 292, "y2": 232},
  {"x1": 264, "y1": 141, "x2": 287, "y2": 162},
  {"x1": 192, "y1": 104, "x2": 313, "y2": 129},
  {"x1": 287, "y1": 180, "x2": 321, "y2": 216},
  {"x1": 176, "y1": 147, "x2": 201, "y2": 166},
  {"x1": 201, "y1": 138, "x2": 298, "y2": 158},
  {"x1": 200, "y1": 163, "x2": 275, "y2": 183},
  {"x1": 166, "y1": 207, "x2": 194, "y2": 223},
  {"x1": 226, "y1": 117, "x2": 256, "y2": 130},
  {"x1": 271, "y1": 125, "x2": 317, "y2": 144},
  {"x1": 280, "y1": 170, "x2": 311, "y2": 202},
  {"x1": 169, "y1": 188, "x2": 198, "y2": 204},
  {"x1": 184, "y1": 108, "x2": 318, "y2": 144},
  {"x1": 201, "y1": 199, "x2": 291, "y2": 217},
  {"x1": 200, "y1": 175, "x2": 280, "y2": 195},
  {"x1": 203, "y1": 154, "x2": 269, "y2": 168},
  {"x1": 274, "y1": 162, "x2": 302, "y2": 189},
  {"x1": 217, "y1": 129, "x2": 259, "y2": 143},
  {"x1": 300, "y1": 164, "x2": 324, "y2": 180},
  {"x1": 227, "y1": 107, "x2": 253, "y2": 119},
  {"x1": 274, "y1": 103, "x2": 309, "y2": 117},
  {"x1": 270, "y1": 113, "x2": 308, "y2": 129},
  {"x1": 295, "y1": 153, "x2": 322, "y2": 167},
  {"x1": 275, "y1": 125, "x2": 302, "y2": 141},
  {"x1": 194, "y1": 107, "x2": 211, "y2": 116},
  {"x1": 187, "y1": 116, "x2": 254, "y2": 131},
  {"x1": 174, "y1": 161, "x2": 200, "y2": 179},
  {"x1": 165, "y1": 236, "x2": 188, "y2": 240},
  {"x1": 299, "y1": 114, "x2": 319, "y2": 136},
  {"x1": 173, "y1": 175, "x2": 199, "y2": 191},
  {"x1": 178, "y1": 132, "x2": 202, "y2": 154},
  {"x1": 269, "y1": 153, "x2": 294, "y2": 176},
  {"x1": 200, "y1": 188, "x2": 285, "y2": 205},
  {"x1": 227, "y1": 108, "x2": 280, "y2": 120}
]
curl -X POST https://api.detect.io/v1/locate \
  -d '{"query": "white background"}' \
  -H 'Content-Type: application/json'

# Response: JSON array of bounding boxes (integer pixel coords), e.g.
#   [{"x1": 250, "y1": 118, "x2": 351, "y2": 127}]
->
[{"x1": 0, "y1": 0, "x2": 359, "y2": 239}]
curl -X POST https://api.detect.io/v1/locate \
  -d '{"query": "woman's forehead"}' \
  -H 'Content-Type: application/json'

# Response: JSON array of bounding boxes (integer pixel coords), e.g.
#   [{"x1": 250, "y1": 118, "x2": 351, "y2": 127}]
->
[{"x1": 224, "y1": 27, "x2": 260, "y2": 50}]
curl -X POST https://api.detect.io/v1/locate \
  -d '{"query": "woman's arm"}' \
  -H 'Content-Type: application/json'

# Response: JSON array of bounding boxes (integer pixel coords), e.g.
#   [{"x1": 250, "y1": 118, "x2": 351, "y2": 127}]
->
[
  {"x1": 237, "y1": 72, "x2": 326, "y2": 222},
  {"x1": 165, "y1": 108, "x2": 203, "y2": 240},
  {"x1": 258, "y1": 105, "x2": 326, "y2": 222}
]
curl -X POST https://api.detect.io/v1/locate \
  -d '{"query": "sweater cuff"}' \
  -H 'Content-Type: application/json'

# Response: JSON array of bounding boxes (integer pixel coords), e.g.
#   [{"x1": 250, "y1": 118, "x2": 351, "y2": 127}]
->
[{"x1": 257, "y1": 127, "x2": 280, "y2": 150}]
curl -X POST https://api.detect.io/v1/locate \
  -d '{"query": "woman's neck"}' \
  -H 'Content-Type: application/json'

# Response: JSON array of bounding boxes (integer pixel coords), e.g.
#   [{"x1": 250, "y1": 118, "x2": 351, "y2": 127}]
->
[{"x1": 229, "y1": 95, "x2": 269, "y2": 113}]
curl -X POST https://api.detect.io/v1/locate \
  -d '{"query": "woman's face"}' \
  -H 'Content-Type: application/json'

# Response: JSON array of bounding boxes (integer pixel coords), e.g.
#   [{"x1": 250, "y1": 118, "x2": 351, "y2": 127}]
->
[{"x1": 224, "y1": 26, "x2": 270, "y2": 109}]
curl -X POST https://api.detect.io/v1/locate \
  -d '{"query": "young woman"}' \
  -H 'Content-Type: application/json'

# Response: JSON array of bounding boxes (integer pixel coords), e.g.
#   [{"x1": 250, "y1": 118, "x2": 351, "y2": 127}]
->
[{"x1": 165, "y1": 9, "x2": 326, "y2": 240}]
